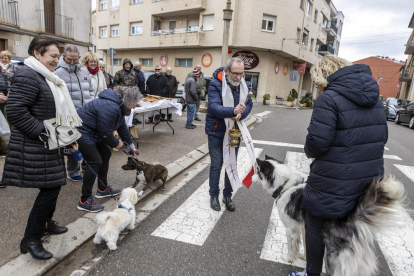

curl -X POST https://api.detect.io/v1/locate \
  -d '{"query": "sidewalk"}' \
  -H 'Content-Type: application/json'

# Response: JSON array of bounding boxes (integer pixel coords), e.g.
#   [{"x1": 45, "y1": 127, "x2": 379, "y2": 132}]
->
[{"x1": 0, "y1": 111, "x2": 257, "y2": 276}]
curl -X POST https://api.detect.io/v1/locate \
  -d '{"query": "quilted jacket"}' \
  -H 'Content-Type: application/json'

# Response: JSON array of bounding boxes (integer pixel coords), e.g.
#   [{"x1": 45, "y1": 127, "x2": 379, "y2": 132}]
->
[{"x1": 303, "y1": 64, "x2": 388, "y2": 219}]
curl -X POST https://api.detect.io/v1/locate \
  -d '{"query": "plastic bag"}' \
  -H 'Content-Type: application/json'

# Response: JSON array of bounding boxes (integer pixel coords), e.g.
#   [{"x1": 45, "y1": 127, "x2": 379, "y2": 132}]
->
[{"x1": 0, "y1": 112, "x2": 10, "y2": 137}]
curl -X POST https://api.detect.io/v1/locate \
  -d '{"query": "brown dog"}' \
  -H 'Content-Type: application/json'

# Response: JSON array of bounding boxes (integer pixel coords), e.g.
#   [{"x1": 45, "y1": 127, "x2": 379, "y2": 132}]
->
[{"x1": 122, "y1": 157, "x2": 168, "y2": 197}]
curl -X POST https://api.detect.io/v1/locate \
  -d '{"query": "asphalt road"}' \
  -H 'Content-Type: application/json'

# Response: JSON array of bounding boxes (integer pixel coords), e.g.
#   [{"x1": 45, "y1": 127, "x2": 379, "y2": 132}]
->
[{"x1": 87, "y1": 105, "x2": 413, "y2": 276}]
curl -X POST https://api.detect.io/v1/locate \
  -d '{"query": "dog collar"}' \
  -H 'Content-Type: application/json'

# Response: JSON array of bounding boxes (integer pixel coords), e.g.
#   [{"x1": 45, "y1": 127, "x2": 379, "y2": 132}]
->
[
  {"x1": 118, "y1": 204, "x2": 133, "y2": 213},
  {"x1": 272, "y1": 186, "x2": 285, "y2": 204}
]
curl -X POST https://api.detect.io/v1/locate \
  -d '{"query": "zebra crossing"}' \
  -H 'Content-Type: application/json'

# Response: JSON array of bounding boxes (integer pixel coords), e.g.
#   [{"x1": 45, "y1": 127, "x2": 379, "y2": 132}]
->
[{"x1": 150, "y1": 141, "x2": 414, "y2": 275}]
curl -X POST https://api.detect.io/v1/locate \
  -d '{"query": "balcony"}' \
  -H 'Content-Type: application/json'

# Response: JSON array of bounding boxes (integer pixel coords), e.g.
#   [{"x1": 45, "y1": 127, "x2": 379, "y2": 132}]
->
[
  {"x1": 151, "y1": 27, "x2": 199, "y2": 36},
  {"x1": 400, "y1": 64, "x2": 413, "y2": 82},
  {"x1": 405, "y1": 32, "x2": 414, "y2": 55},
  {"x1": 319, "y1": 44, "x2": 335, "y2": 55},
  {"x1": 149, "y1": 29, "x2": 202, "y2": 47},
  {"x1": 0, "y1": 0, "x2": 19, "y2": 27},
  {"x1": 152, "y1": 0, "x2": 206, "y2": 17},
  {"x1": 38, "y1": 10, "x2": 74, "y2": 39},
  {"x1": 321, "y1": 21, "x2": 338, "y2": 38}
]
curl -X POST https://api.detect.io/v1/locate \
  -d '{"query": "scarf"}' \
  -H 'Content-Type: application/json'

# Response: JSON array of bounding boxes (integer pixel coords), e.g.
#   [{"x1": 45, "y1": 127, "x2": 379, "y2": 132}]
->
[
  {"x1": 24, "y1": 56, "x2": 82, "y2": 127},
  {"x1": 88, "y1": 66, "x2": 99, "y2": 75},
  {"x1": 222, "y1": 70, "x2": 256, "y2": 191}
]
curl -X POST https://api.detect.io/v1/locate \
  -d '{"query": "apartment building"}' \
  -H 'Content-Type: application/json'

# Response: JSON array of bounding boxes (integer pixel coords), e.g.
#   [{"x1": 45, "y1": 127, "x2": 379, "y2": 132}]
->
[
  {"x1": 95, "y1": 0, "x2": 344, "y2": 103},
  {"x1": 0, "y1": 0, "x2": 92, "y2": 58},
  {"x1": 398, "y1": 12, "x2": 414, "y2": 101}
]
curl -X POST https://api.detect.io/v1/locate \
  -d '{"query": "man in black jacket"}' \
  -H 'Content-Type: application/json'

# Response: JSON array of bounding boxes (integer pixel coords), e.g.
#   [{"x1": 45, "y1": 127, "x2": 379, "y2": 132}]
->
[
  {"x1": 163, "y1": 67, "x2": 178, "y2": 122},
  {"x1": 145, "y1": 65, "x2": 169, "y2": 124},
  {"x1": 133, "y1": 61, "x2": 145, "y2": 94}
]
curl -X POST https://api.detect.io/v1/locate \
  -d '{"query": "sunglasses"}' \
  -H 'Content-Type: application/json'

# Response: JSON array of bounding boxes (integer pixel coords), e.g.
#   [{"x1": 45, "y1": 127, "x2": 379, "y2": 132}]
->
[{"x1": 155, "y1": 69, "x2": 161, "y2": 71}]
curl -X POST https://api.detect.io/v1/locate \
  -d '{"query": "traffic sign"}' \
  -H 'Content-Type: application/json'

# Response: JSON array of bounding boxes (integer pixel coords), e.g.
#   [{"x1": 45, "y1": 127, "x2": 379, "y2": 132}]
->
[
  {"x1": 108, "y1": 48, "x2": 116, "y2": 58},
  {"x1": 290, "y1": 70, "x2": 298, "y2": 82}
]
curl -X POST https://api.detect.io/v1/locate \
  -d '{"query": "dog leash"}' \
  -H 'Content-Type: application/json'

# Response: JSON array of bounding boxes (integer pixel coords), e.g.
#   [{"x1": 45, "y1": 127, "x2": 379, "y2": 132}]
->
[{"x1": 119, "y1": 141, "x2": 139, "y2": 165}]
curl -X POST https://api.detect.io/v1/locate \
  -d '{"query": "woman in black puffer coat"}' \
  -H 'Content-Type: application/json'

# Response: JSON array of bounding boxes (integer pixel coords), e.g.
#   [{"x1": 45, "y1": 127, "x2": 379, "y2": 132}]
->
[{"x1": 2, "y1": 37, "x2": 78, "y2": 260}]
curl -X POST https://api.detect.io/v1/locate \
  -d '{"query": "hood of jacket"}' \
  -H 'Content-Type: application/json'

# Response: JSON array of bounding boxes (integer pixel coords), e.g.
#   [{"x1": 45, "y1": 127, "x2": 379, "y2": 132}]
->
[
  {"x1": 98, "y1": 88, "x2": 121, "y2": 104},
  {"x1": 326, "y1": 64, "x2": 379, "y2": 108},
  {"x1": 212, "y1": 67, "x2": 225, "y2": 81},
  {"x1": 123, "y1": 58, "x2": 133, "y2": 72},
  {"x1": 55, "y1": 55, "x2": 81, "y2": 72}
]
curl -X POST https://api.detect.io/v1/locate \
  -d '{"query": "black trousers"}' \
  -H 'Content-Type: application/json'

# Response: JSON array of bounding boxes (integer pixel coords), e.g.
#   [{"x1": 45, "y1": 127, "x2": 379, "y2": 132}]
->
[
  {"x1": 305, "y1": 212, "x2": 328, "y2": 276},
  {"x1": 78, "y1": 141, "x2": 111, "y2": 202},
  {"x1": 24, "y1": 187, "x2": 61, "y2": 240}
]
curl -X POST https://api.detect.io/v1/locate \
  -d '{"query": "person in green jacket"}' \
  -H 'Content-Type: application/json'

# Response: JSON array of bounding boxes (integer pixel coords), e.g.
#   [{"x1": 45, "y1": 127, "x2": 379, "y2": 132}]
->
[{"x1": 185, "y1": 64, "x2": 205, "y2": 121}]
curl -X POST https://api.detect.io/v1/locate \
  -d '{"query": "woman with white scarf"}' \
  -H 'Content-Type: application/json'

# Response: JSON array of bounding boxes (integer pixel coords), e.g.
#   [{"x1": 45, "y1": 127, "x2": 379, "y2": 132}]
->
[
  {"x1": 1, "y1": 37, "x2": 81, "y2": 260},
  {"x1": 82, "y1": 52, "x2": 107, "y2": 97}
]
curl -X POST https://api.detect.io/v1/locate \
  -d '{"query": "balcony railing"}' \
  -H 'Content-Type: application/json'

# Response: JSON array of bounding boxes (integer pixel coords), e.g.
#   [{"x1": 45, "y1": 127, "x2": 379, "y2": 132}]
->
[
  {"x1": 38, "y1": 10, "x2": 74, "y2": 39},
  {"x1": 401, "y1": 64, "x2": 414, "y2": 81},
  {"x1": 151, "y1": 27, "x2": 199, "y2": 36},
  {"x1": 0, "y1": 0, "x2": 19, "y2": 27},
  {"x1": 321, "y1": 21, "x2": 338, "y2": 36},
  {"x1": 319, "y1": 44, "x2": 335, "y2": 55}
]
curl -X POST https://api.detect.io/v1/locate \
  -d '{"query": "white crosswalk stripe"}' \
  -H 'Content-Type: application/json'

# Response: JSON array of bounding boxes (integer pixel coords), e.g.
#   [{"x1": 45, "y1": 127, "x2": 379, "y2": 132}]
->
[
  {"x1": 151, "y1": 147, "x2": 263, "y2": 246},
  {"x1": 254, "y1": 111, "x2": 272, "y2": 118}
]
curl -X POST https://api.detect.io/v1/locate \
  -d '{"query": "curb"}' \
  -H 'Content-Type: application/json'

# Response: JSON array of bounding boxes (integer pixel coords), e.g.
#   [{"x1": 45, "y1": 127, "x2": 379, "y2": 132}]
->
[{"x1": 0, "y1": 114, "x2": 258, "y2": 276}]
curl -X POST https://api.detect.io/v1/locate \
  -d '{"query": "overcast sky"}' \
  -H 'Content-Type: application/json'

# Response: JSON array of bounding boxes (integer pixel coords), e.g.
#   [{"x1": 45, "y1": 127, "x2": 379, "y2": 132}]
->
[{"x1": 334, "y1": 0, "x2": 413, "y2": 62}]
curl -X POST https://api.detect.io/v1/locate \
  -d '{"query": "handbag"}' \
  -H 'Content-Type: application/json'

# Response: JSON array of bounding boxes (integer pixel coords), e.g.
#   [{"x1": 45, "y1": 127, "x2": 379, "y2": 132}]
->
[{"x1": 43, "y1": 118, "x2": 81, "y2": 150}]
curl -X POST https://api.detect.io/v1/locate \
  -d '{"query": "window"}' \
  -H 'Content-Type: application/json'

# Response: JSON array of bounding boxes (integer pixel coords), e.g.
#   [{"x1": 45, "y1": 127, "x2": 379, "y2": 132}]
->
[
  {"x1": 262, "y1": 15, "x2": 276, "y2": 32},
  {"x1": 110, "y1": 0, "x2": 119, "y2": 10},
  {"x1": 314, "y1": 9, "x2": 318, "y2": 23},
  {"x1": 154, "y1": 20, "x2": 161, "y2": 32},
  {"x1": 296, "y1": 28, "x2": 301, "y2": 43},
  {"x1": 188, "y1": 20, "x2": 199, "y2": 32},
  {"x1": 310, "y1": 38, "x2": 314, "y2": 51},
  {"x1": 131, "y1": 0, "x2": 143, "y2": 3},
  {"x1": 302, "y1": 29, "x2": 309, "y2": 48},
  {"x1": 100, "y1": 0, "x2": 107, "y2": 10},
  {"x1": 203, "y1": 15, "x2": 214, "y2": 31},
  {"x1": 131, "y1": 22, "x2": 143, "y2": 35},
  {"x1": 169, "y1": 20, "x2": 176, "y2": 30},
  {"x1": 305, "y1": 0, "x2": 312, "y2": 18},
  {"x1": 141, "y1": 59, "x2": 153, "y2": 66},
  {"x1": 114, "y1": 59, "x2": 122, "y2": 65},
  {"x1": 100, "y1": 27, "x2": 107, "y2": 38},
  {"x1": 111, "y1": 25, "x2": 119, "y2": 37},
  {"x1": 176, "y1": 59, "x2": 193, "y2": 67}
]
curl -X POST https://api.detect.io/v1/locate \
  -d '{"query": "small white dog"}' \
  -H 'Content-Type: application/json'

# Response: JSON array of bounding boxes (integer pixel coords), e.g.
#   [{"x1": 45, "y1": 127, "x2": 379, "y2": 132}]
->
[{"x1": 93, "y1": 187, "x2": 138, "y2": 250}]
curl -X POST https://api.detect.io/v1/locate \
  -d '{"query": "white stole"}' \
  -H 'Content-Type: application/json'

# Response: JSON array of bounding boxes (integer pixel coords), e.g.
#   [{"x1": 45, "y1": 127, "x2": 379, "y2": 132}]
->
[{"x1": 222, "y1": 71, "x2": 257, "y2": 191}]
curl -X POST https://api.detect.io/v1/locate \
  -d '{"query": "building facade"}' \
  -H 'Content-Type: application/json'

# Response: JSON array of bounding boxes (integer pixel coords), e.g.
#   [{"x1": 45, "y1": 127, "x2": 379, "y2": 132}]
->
[
  {"x1": 0, "y1": 0, "x2": 92, "y2": 58},
  {"x1": 398, "y1": 12, "x2": 414, "y2": 101},
  {"x1": 94, "y1": 0, "x2": 344, "y2": 103}
]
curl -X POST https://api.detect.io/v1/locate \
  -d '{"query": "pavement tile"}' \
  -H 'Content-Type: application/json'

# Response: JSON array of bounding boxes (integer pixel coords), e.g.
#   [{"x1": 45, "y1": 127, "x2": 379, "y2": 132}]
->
[
  {"x1": 174, "y1": 155, "x2": 197, "y2": 170},
  {"x1": 138, "y1": 194, "x2": 171, "y2": 212},
  {"x1": 196, "y1": 143, "x2": 209, "y2": 154},
  {"x1": 165, "y1": 162, "x2": 185, "y2": 179}
]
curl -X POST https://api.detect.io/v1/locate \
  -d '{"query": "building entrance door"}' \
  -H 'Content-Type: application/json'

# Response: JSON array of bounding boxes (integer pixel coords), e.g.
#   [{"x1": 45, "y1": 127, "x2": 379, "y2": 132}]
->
[
  {"x1": 244, "y1": 72, "x2": 259, "y2": 100},
  {"x1": 0, "y1": 40, "x2": 6, "y2": 52},
  {"x1": 44, "y1": 0, "x2": 55, "y2": 34}
]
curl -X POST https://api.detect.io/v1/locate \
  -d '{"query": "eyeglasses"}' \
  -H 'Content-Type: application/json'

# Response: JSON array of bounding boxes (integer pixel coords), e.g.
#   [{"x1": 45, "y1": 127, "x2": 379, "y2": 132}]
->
[
  {"x1": 65, "y1": 58, "x2": 79, "y2": 63},
  {"x1": 229, "y1": 70, "x2": 245, "y2": 77},
  {"x1": 155, "y1": 69, "x2": 161, "y2": 71}
]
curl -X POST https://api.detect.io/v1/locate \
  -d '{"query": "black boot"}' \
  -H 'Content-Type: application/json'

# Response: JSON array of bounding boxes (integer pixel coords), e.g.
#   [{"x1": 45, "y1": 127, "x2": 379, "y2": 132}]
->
[
  {"x1": 222, "y1": 197, "x2": 235, "y2": 211},
  {"x1": 20, "y1": 237, "x2": 53, "y2": 260},
  {"x1": 45, "y1": 219, "x2": 68, "y2": 235},
  {"x1": 210, "y1": 197, "x2": 221, "y2": 212}
]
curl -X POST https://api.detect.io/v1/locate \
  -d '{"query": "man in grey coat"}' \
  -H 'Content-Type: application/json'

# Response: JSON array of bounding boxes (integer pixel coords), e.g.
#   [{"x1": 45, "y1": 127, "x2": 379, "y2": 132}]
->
[
  {"x1": 184, "y1": 68, "x2": 199, "y2": 129},
  {"x1": 55, "y1": 45, "x2": 94, "y2": 182}
]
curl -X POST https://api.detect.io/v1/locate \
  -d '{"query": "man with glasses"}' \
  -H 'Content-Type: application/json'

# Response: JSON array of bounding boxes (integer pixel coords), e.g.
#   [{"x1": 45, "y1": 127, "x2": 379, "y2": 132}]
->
[
  {"x1": 55, "y1": 45, "x2": 95, "y2": 182},
  {"x1": 145, "y1": 65, "x2": 169, "y2": 124},
  {"x1": 205, "y1": 58, "x2": 253, "y2": 212},
  {"x1": 185, "y1": 64, "x2": 206, "y2": 121}
]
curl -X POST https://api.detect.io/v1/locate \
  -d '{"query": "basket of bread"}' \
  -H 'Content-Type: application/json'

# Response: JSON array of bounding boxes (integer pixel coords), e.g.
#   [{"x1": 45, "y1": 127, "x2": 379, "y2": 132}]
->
[{"x1": 141, "y1": 94, "x2": 173, "y2": 103}]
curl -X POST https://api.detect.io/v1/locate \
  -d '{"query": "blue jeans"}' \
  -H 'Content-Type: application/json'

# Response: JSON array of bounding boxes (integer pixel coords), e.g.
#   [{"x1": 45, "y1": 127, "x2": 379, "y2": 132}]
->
[
  {"x1": 208, "y1": 135, "x2": 239, "y2": 198},
  {"x1": 186, "y1": 104, "x2": 196, "y2": 126}
]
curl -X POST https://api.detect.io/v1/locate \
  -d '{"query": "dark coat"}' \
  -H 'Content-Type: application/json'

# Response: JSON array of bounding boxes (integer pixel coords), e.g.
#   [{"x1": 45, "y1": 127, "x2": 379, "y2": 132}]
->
[
  {"x1": 303, "y1": 64, "x2": 388, "y2": 220},
  {"x1": 132, "y1": 68, "x2": 145, "y2": 94},
  {"x1": 76, "y1": 89, "x2": 133, "y2": 148},
  {"x1": 185, "y1": 77, "x2": 198, "y2": 104},
  {"x1": 2, "y1": 66, "x2": 66, "y2": 188},
  {"x1": 166, "y1": 74, "x2": 178, "y2": 98},
  {"x1": 205, "y1": 67, "x2": 253, "y2": 138},
  {"x1": 146, "y1": 73, "x2": 169, "y2": 97},
  {"x1": 0, "y1": 73, "x2": 6, "y2": 94},
  {"x1": 113, "y1": 59, "x2": 138, "y2": 87}
]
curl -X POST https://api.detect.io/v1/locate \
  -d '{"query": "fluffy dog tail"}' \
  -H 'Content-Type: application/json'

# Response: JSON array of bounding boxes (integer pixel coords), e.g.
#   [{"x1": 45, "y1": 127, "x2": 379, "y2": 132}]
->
[
  {"x1": 96, "y1": 211, "x2": 113, "y2": 226},
  {"x1": 324, "y1": 175, "x2": 406, "y2": 276}
]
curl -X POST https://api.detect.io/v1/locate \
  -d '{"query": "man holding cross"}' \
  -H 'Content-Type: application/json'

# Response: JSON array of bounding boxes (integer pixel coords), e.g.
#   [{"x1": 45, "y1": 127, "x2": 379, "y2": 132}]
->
[{"x1": 205, "y1": 57, "x2": 253, "y2": 212}]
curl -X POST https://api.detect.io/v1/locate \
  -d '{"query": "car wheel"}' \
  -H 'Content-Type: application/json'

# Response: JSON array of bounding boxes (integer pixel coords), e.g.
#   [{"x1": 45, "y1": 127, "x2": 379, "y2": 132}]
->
[
  {"x1": 410, "y1": 117, "x2": 414, "y2": 129},
  {"x1": 395, "y1": 114, "x2": 401, "y2": 124}
]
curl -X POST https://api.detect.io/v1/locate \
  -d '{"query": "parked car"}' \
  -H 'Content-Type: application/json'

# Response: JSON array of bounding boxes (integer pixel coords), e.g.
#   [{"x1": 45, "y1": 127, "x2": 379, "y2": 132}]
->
[
  {"x1": 143, "y1": 70, "x2": 186, "y2": 111},
  {"x1": 385, "y1": 98, "x2": 409, "y2": 120},
  {"x1": 202, "y1": 76, "x2": 213, "y2": 101},
  {"x1": 395, "y1": 101, "x2": 414, "y2": 128}
]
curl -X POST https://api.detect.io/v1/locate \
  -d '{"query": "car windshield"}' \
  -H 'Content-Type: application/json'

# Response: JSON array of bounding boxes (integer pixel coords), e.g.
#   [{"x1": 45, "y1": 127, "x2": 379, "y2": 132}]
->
[{"x1": 388, "y1": 98, "x2": 407, "y2": 107}]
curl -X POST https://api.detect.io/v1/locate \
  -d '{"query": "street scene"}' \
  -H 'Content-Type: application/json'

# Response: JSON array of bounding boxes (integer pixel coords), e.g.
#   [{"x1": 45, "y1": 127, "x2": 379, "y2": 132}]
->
[{"x1": 0, "y1": 0, "x2": 414, "y2": 276}]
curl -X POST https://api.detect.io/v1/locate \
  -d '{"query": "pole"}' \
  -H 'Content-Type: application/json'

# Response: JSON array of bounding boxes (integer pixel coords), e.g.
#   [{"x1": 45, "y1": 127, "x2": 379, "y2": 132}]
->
[
  {"x1": 111, "y1": 54, "x2": 114, "y2": 76},
  {"x1": 221, "y1": 0, "x2": 233, "y2": 66}
]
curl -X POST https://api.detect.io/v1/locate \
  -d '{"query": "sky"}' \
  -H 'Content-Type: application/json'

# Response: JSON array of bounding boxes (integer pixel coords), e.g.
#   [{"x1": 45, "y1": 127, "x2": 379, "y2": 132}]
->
[{"x1": 334, "y1": 0, "x2": 413, "y2": 62}]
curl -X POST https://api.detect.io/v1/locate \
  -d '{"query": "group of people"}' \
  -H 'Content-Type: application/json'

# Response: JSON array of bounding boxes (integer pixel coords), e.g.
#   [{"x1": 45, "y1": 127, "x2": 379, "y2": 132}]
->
[{"x1": 0, "y1": 35, "x2": 388, "y2": 276}]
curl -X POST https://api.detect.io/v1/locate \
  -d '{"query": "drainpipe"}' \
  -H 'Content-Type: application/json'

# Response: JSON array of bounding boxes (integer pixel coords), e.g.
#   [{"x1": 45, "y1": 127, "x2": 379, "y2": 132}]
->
[{"x1": 221, "y1": 0, "x2": 233, "y2": 66}]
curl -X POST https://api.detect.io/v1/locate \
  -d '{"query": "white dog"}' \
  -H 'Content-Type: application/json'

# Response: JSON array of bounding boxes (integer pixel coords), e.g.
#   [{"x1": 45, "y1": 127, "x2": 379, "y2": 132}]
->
[{"x1": 93, "y1": 188, "x2": 138, "y2": 250}]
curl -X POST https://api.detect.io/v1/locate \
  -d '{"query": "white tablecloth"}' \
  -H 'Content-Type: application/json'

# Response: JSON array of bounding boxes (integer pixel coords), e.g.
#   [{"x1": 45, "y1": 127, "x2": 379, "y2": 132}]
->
[{"x1": 125, "y1": 100, "x2": 183, "y2": 127}]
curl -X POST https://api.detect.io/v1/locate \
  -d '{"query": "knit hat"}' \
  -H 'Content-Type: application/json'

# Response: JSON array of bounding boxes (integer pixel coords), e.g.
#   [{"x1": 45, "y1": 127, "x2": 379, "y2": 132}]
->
[{"x1": 192, "y1": 67, "x2": 201, "y2": 77}]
